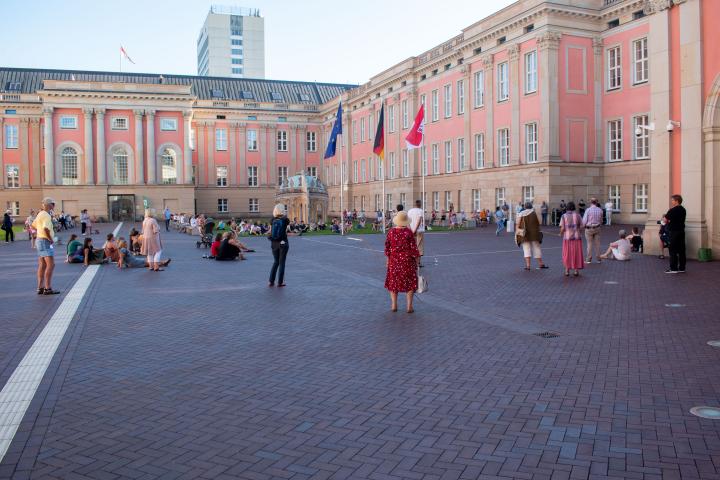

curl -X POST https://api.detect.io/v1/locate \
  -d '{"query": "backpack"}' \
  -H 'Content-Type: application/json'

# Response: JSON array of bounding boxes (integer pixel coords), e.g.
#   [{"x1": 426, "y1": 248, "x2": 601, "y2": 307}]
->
[{"x1": 269, "y1": 218, "x2": 284, "y2": 241}]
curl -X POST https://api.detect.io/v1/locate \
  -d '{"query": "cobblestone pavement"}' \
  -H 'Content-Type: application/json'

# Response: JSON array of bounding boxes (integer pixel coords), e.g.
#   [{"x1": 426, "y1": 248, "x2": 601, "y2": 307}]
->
[{"x1": 1, "y1": 223, "x2": 720, "y2": 479}]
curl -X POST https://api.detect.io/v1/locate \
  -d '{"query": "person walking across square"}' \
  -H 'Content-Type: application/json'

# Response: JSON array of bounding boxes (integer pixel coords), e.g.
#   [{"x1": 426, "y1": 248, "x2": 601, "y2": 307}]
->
[
  {"x1": 164, "y1": 207, "x2": 172, "y2": 232},
  {"x1": 582, "y1": 198, "x2": 604, "y2": 263},
  {"x1": 665, "y1": 194, "x2": 686, "y2": 273}
]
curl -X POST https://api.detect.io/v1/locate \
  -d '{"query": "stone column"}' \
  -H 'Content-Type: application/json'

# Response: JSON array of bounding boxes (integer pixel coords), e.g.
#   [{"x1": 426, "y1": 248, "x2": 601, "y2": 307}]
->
[
  {"x1": 96, "y1": 109, "x2": 106, "y2": 184},
  {"x1": 183, "y1": 110, "x2": 193, "y2": 185},
  {"x1": 133, "y1": 110, "x2": 144, "y2": 184},
  {"x1": 146, "y1": 110, "x2": 156, "y2": 184},
  {"x1": 592, "y1": 37, "x2": 604, "y2": 162},
  {"x1": 238, "y1": 123, "x2": 247, "y2": 185},
  {"x1": 43, "y1": 107, "x2": 55, "y2": 185},
  {"x1": 229, "y1": 122, "x2": 238, "y2": 186},
  {"x1": 0, "y1": 118, "x2": 3, "y2": 187},
  {"x1": 482, "y1": 55, "x2": 495, "y2": 167},
  {"x1": 508, "y1": 44, "x2": 521, "y2": 165},
  {"x1": 30, "y1": 118, "x2": 41, "y2": 186},
  {"x1": 19, "y1": 118, "x2": 29, "y2": 186},
  {"x1": 538, "y1": 31, "x2": 561, "y2": 163},
  {"x1": 83, "y1": 108, "x2": 94, "y2": 184}
]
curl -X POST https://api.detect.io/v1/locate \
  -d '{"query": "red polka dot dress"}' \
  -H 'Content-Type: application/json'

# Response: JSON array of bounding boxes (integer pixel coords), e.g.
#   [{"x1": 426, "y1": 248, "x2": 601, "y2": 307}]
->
[{"x1": 384, "y1": 227, "x2": 420, "y2": 293}]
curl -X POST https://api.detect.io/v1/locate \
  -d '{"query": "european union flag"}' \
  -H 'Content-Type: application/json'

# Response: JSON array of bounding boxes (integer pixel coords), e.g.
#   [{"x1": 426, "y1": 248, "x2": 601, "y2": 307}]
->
[{"x1": 324, "y1": 101, "x2": 343, "y2": 159}]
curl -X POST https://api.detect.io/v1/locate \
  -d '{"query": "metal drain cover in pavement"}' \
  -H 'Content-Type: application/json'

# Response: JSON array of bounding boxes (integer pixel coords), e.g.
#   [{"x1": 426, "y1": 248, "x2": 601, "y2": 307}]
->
[
  {"x1": 690, "y1": 407, "x2": 720, "y2": 419},
  {"x1": 708, "y1": 341, "x2": 720, "y2": 348},
  {"x1": 533, "y1": 331, "x2": 560, "y2": 339},
  {"x1": 604, "y1": 281, "x2": 619, "y2": 285},
  {"x1": 665, "y1": 303, "x2": 686, "y2": 308}
]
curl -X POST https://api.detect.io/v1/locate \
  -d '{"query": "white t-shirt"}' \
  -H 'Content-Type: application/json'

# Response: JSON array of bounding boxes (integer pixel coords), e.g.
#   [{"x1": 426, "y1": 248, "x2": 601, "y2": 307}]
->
[
  {"x1": 605, "y1": 201, "x2": 613, "y2": 211},
  {"x1": 407, "y1": 207, "x2": 425, "y2": 233},
  {"x1": 612, "y1": 238, "x2": 632, "y2": 260}
]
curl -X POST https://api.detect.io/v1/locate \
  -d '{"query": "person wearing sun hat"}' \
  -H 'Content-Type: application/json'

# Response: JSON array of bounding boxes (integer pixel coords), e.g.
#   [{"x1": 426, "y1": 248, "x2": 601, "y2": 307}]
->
[
  {"x1": 384, "y1": 211, "x2": 420, "y2": 313},
  {"x1": 31, "y1": 197, "x2": 60, "y2": 295}
]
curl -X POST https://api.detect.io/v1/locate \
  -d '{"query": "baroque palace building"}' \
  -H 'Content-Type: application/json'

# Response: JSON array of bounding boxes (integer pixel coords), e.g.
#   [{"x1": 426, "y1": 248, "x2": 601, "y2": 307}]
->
[{"x1": 1, "y1": 0, "x2": 719, "y2": 257}]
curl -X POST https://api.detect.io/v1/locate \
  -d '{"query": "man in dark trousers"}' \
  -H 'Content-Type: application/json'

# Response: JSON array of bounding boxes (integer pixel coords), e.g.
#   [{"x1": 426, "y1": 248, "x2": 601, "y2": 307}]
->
[{"x1": 665, "y1": 194, "x2": 686, "y2": 273}]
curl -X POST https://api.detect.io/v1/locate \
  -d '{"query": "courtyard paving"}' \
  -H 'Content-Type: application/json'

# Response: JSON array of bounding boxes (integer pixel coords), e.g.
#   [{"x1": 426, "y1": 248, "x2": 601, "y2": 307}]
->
[{"x1": 1, "y1": 222, "x2": 720, "y2": 479}]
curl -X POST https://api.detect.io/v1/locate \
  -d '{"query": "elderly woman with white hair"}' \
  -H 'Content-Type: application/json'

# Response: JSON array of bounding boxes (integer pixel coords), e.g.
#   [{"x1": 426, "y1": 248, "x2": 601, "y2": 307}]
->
[
  {"x1": 268, "y1": 204, "x2": 290, "y2": 287},
  {"x1": 140, "y1": 208, "x2": 165, "y2": 271}
]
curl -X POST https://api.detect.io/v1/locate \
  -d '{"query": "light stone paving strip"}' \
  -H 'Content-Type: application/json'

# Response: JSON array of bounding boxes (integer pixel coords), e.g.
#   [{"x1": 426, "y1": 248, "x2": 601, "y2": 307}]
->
[{"x1": 0, "y1": 222, "x2": 121, "y2": 462}]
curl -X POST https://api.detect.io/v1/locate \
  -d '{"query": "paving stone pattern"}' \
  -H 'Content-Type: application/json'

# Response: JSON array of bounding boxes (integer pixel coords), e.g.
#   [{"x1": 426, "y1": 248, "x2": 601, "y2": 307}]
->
[{"x1": 1, "y1": 224, "x2": 720, "y2": 479}]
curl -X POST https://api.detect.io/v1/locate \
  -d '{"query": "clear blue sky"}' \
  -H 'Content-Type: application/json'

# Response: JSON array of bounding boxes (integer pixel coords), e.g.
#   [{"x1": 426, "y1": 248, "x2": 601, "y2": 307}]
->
[{"x1": 1, "y1": 0, "x2": 515, "y2": 84}]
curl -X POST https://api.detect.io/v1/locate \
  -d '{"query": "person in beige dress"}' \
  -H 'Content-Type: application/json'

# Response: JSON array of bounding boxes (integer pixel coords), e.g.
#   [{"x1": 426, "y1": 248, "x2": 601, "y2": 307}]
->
[{"x1": 140, "y1": 209, "x2": 165, "y2": 271}]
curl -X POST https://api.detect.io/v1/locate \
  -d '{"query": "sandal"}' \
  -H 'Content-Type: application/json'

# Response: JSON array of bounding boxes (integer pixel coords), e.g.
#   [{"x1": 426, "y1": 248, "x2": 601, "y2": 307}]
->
[
  {"x1": 43, "y1": 289, "x2": 61, "y2": 295},
  {"x1": 564, "y1": 270, "x2": 569, "y2": 277},
  {"x1": 523, "y1": 267, "x2": 531, "y2": 271},
  {"x1": 573, "y1": 271, "x2": 579, "y2": 277},
  {"x1": 37, "y1": 288, "x2": 45, "y2": 295},
  {"x1": 391, "y1": 307, "x2": 397, "y2": 312}
]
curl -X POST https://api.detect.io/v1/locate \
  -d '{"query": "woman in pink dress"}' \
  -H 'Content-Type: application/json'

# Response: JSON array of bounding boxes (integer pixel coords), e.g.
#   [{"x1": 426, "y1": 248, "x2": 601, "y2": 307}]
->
[
  {"x1": 141, "y1": 208, "x2": 164, "y2": 271},
  {"x1": 384, "y1": 211, "x2": 420, "y2": 313},
  {"x1": 559, "y1": 201, "x2": 584, "y2": 277}
]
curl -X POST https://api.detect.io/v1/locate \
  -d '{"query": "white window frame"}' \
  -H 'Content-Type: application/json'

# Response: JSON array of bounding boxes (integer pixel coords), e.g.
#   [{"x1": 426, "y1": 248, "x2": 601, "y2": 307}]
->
[
  {"x1": 375, "y1": 194, "x2": 381, "y2": 211},
  {"x1": 5, "y1": 125, "x2": 18, "y2": 149},
  {"x1": 608, "y1": 185, "x2": 621, "y2": 212},
  {"x1": 306, "y1": 131, "x2": 316, "y2": 152},
  {"x1": 361, "y1": 159, "x2": 366, "y2": 182},
  {"x1": 247, "y1": 166, "x2": 258, "y2": 186},
  {"x1": 59, "y1": 115, "x2": 77, "y2": 129},
  {"x1": 421, "y1": 146, "x2": 428, "y2": 175},
  {"x1": 247, "y1": 130, "x2": 258, "y2": 151},
  {"x1": 113, "y1": 150, "x2": 129, "y2": 185},
  {"x1": 110, "y1": 117, "x2": 128, "y2": 130},
  {"x1": 360, "y1": 117, "x2": 366, "y2": 142},
  {"x1": 633, "y1": 115, "x2": 649, "y2": 160},
  {"x1": 472, "y1": 189, "x2": 481, "y2": 212},
  {"x1": 444, "y1": 191, "x2": 452, "y2": 210},
  {"x1": 634, "y1": 183, "x2": 648, "y2": 212},
  {"x1": 277, "y1": 166, "x2": 288, "y2": 186},
  {"x1": 475, "y1": 133, "x2": 485, "y2": 168},
  {"x1": 402, "y1": 149, "x2": 409, "y2": 177},
  {"x1": 608, "y1": 119, "x2": 623, "y2": 162},
  {"x1": 352, "y1": 120, "x2": 358, "y2": 144},
  {"x1": 161, "y1": 149, "x2": 177, "y2": 184},
  {"x1": 388, "y1": 105, "x2": 396, "y2": 133},
  {"x1": 352, "y1": 160, "x2": 358, "y2": 183},
  {"x1": 498, "y1": 128, "x2": 510, "y2": 166},
  {"x1": 6, "y1": 165, "x2": 19, "y2": 188},
  {"x1": 473, "y1": 70, "x2": 485, "y2": 108},
  {"x1": 61, "y1": 147, "x2": 79, "y2": 185},
  {"x1": 495, "y1": 187, "x2": 506, "y2": 207},
  {"x1": 522, "y1": 186, "x2": 535, "y2": 204},
  {"x1": 443, "y1": 84, "x2": 452, "y2": 118},
  {"x1": 432, "y1": 143, "x2": 440, "y2": 174},
  {"x1": 632, "y1": 37, "x2": 648, "y2": 85},
  {"x1": 457, "y1": 138, "x2": 466, "y2": 170},
  {"x1": 457, "y1": 80, "x2": 465, "y2": 115},
  {"x1": 497, "y1": 62, "x2": 509, "y2": 101},
  {"x1": 160, "y1": 118, "x2": 178, "y2": 131},
  {"x1": 249, "y1": 198, "x2": 259, "y2": 213},
  {"x1": 217, "y1": 198, "x2": 228, "y2": 213},
  {"x1": 389, "y1": 152, "x2": 396, "y2": 179},
  {"x1": 444, "y1": 141, "x2": 453, "y2": 173},
  {"x1": 216, "y1": 128, "x2": 228, "y2": 151},
  {"x1": 431, "y1": 90, "x2": 439, "y2": 122},
  {"x1": 525, "y1": 123, "x2": 538, "y2": 164},
  {"x1": 307, "y1": 166, "x2": 317, "y2": 177},
  {"x1": 525, "y1": 50, "x2": 538, "y2": 94},
  {"x1": 277, "y1": 130, "x2": 288, "y2": 152},
  {"x1": 607, "y1": 45, "x2": 622, "y2": 91},
  {"x1": 433, "y1": 191, "x2": 440, "y2": 211},
  {"x1": 216, "y1": 166, "x2": 228, "y2": 187},
  {"x1": 386, "y1": 193, "x2": 393, "y2": 212},
  {"x1": 7, "y1": 201, "x2": 20, "y2": 216},
  {"x1": 402, "y1": 100, "x2": 409, "y2": 129}
]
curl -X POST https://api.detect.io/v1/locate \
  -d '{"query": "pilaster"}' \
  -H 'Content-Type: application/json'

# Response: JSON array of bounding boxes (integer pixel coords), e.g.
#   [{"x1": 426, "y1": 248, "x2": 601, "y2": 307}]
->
[
  {"x1": 95, "y1": 108, "x2": 106, "y2": 184},
  {"x1": 229, "y1": 123, "x2": 237, "y2": 186},
  {"x1": 183, "y1": 110, "x2": 193, "y2": 185},
  {"x1": 146, "y1": 110, "x2": 156, "y2": 184},
  {"x1": 19, "y1": 118, "x2": 29, "y2": 186},
  {"x1": 508, "y1": 44, "x2": 521, "y2": 165},
  {"x1": 83, "y1": 108, "x2": 94, "y2": 184},
  {"x1": 42, "y1": 107, "x2": 55, "y2": 185},
  {"x1": 207, "y1": 121, "x2": 216, "y2": 186},
  {"x1": 593, "y1": 37, "x2": 604, "y2": 162},
  {"x1": 0, "y1": 118, "x2": 3, "y2": 187},
  {"x1": 197, "y1": 122, "x2": 206, "y2": 185},
  {"x1": 30, "y1": 118, "x2": 41, "y2": 186},
  {"x1": 237, "y1": 123, "x2": 247, "y2": 185},
  {"x1": 260, "y1": 125, "x2": 268, "y2": 185},
  {"x1": 482, "y1": 55, "x2": 495, "y2": 167},
  {"x1": 538, "y1": 31, "x2": 561, "y2": 162}
]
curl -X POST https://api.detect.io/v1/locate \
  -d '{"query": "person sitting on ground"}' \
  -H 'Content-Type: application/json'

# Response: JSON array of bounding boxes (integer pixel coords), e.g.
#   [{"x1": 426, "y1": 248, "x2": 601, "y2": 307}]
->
[
  {"x1": 129, "y1": 228, "x2": 142, "y2": 254},
  {"x1": 215, "y1": 231, "x2": 246, "y2": 261},
  {"x1": 600, "y1": 230, "x2": 632, "y2": 261},
  {"x1": 479, "y1": 209, "x2": 488, "y2": 227},
  {"x1": 209, "y1": 233, "x2": 223, "y2": 259},
  {"x1": 66, "y1": 234, "x2": 83, "y2": 263},
  {"x1": 331, "y1": 219, "x2": 341, "y2": 234},
  {"x1": 118, "y1": 239, "x2": 171, "y2": 269},
  {"x1": 83, "y1": 237, "x2": 108, "y2": 266},
  {"x1": 103, "y1": 233, "x2": 120, "y2": 263},
  {"x1": 627, "y1": 227, "x2": 644, "y2": 253}
]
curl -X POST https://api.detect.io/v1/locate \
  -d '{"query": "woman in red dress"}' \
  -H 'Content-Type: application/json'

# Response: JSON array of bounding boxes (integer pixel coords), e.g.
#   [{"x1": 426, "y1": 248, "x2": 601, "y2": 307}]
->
[{"x1": 385, "y1": 211, "x2": 420, "y2": 313}]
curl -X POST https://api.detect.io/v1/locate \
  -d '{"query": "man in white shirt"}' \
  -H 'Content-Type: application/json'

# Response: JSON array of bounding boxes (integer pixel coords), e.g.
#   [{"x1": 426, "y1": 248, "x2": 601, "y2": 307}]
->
[
  {"x1": 600, "y1": 230, "x2": 632, "y2": 261},
  {"x1": 407, "y1": 200, "x2": 425, "y2": 267},
  {"x1": 604, "y1": 200, "x2": 614, "y2": 226}
]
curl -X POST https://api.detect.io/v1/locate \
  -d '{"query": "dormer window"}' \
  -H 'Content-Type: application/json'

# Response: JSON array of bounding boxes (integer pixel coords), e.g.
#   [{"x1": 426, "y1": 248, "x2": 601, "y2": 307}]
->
[
  {"x1": 241, "y1": 90, "x2": 254, "y2": 100},
  {"x1": 270, "y1": 92, "x2": 283, "y2": 102},
  {"x1": 211, "y1": 89, "x2": 224, "y2": 99},
  {"x1": 297, "y1": 93, "x2": 311, "y2": 102},
  {"x1": 5, "y1": 82, "x2": 21, "y2": 91}
]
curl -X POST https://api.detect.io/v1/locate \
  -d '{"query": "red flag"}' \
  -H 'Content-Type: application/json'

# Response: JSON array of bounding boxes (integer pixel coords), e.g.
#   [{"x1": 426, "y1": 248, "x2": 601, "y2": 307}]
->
[
  {"x1": 405, "y1": 104, "x2": 424, "y2": 150},
  {"x1": 120, "y1": 46, "x2": 136, "y2": 64}
]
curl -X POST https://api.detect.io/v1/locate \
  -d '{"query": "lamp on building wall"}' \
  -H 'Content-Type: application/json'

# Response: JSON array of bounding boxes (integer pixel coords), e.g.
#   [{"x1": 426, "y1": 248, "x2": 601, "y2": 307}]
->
[{"x1": 666, "y1": 120, "x2": 681, "y2": 133}]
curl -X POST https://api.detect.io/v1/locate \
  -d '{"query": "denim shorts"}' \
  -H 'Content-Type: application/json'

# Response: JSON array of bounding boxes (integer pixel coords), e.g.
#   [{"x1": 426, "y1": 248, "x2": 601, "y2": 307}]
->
[{"x1": 36, "y1": 239, "x2": 55, "y2": 258}]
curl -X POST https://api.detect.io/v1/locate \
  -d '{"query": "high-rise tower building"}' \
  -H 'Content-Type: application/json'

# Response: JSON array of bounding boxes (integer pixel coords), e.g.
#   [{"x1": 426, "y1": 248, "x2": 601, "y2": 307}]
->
[{"x1": 197, "y1": 5, "x2": 265, "y2": 79}]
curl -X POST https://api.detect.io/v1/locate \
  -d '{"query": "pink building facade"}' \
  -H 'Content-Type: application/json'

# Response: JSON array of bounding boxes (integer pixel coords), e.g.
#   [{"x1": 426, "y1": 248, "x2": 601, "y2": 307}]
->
[{"x1": 1, "y1": 0, "x2": 719, "y2": 257}]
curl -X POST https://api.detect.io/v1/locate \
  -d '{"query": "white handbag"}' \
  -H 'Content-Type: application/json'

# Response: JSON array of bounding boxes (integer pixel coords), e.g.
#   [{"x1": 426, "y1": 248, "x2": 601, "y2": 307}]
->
[{"x1": 417, "y1": 268, "x2": 428, "y2": 294}]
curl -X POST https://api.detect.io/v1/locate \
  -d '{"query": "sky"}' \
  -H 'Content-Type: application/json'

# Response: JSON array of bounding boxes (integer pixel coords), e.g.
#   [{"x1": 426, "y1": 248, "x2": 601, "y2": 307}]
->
[{"x1": 1, "y1": 0, "x2": 516, "y2": 85}]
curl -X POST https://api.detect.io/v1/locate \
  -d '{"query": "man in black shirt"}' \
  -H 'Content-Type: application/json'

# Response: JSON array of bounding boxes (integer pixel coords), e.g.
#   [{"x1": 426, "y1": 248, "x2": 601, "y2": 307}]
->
[{"x1": 665, "y1": 194, "x2": 686, "y2": 273}]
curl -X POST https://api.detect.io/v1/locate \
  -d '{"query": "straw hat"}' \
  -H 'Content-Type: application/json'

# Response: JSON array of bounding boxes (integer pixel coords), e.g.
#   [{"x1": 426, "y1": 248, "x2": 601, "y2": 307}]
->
[{"x1": 393, "y1": 211, "x2": 409, "y2": 227}]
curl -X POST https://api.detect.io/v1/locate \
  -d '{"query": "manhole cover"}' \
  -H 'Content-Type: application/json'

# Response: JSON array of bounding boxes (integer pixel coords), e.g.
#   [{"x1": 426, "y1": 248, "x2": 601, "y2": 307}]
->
[
  {"x1": 604, "y1": 281, "x2": 619, "y2": 285},
  {"x1": 690, "y1": 407, "x2": 720, "y2": 419},
  {"x1": 707, "y1": 341, "x2": 720, "y2": 348},
  {"x1": 533, "y1": 331, "x2": 560, "y2": 339},
  {"x1": 665, "y1": 303, "x2": 686, "y2": 308}
]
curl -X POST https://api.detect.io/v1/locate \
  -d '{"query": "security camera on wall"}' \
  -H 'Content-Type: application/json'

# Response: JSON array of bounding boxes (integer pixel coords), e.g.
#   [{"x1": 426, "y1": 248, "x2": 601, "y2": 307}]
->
[
  {"x1": 666, "y1": 121, "x2": 675, "y2": 133},
  {"x1": 635, "y1": 127, "x2": 643, "y2": 137}
]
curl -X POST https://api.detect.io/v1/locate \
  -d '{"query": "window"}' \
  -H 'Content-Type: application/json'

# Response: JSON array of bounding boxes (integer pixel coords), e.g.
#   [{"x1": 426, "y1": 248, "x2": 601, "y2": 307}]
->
[
  {"x1": 353, "y1": 160, "x2": 358, "y2": 183},
  {"x1": 361, "y1": 159, "x2": 366, "y2": 182},
  {"x1": 608, "y1": 119, "x2": 623, "y2": 162},
  {"x1": 402, "y1": 100, "x2": 409, "y2": 129},
  {"x1": 360, "y1": 117, "x2": 366, "y2": 142},
  {"x1": 498, "y1": 62, "x2": 509, "y2": 101},
  {"x1": 374, "y1": 194, "x2": 381, "y2": 211},
  {"x1": 421, "y1": 146, "x2": 428, "y2": 175},
  {"x1": 633, "y1": 38, "x2": 648, "y2": 84},
  {"x1": 608, "y1": 19, "x2": 620, "y2": 29},
  {"x1": 274, "y1": 166, "x2": 287, "y2": 186},
  {"x1": 389, "y1": 152, "x2": 396, "y2": 178},
  {"x1": 432, "y1": 144, "x2": 439, "y2": 174},
  {"x1": 475, "y1": 133, "x2": 485, "y2": 168},
  {"x1": 5, "y1": 125, "x2": 18, "y2": 149},
  {"x1": 61, "y1": 147, "x2": 78, "y2": 185},
  {"x1": 160, "y1": 118, "x2": 177, "y2": 131},
  {"x1": 306, "y1": 131, "x2": 316, "y2": 151},
  {"x1": 111, "y1": 117, "x2": 128, "y2": 130},
  {"x1": 241, "y1": 91, "x2": 254, "y2": 100},
  {"x1": 525, "y1": 51, "x2": 537, "y2": 93},
  {"x1": 7, "y1": 201, "x2": 20, "y2": 216},
  {"x1": 161, "y1": 148, "x2": 177, "y2": 184},
  {"x1": 525, "y1": 123, "x2": 538, "y2": 163},
  {"x1": 444, "y1": 191, "x2": 452, "y2": 210},
  {"x1": 249, "y1": 198, "x2": 259, "y2": 213},
  {"x1": 420, "y1": 94, "x2": 426, "y2": 108},
  {"x1": 6, "y1": 165, "x2": 19, "y2": 188},
  {"x1": 247, "y1": 166, "x2": 258, "y2": 186},
  {"x1": 232, "y1": 39, "x2": 243, "y2": 46},
  {"x1": 270, "y1": 92, "x2": 283, "y2": 102},
  {"x1": 633, "y1": 115, "x2": 649, "y2": 159},
  {"x1": 457, "y1": 80, "x2": 465, "y2": 115},
  {"x1": 607, "y1": 46, "x2": 622, "y2": 90},
  {"x1": 352, "y1": 120, "x2": 357, "y2": 144},
  {"x1": 231, "y1": 48, "x2": 243, "y2": 55},
  {"x1": 473, "y1": 70, "x2": 485, "y2": 108},
  {"x1": 307, "y1": 166, "x2": 317, "y2": 177},
  {"x1": 60, "y1": 116, "x2": 77, "y2": 129},
  {"x1": 190, "y1": 129, "x2": 196, "y2": 151},
  {"x1": 5, "y1": 82, "x2": 21, "y2": 91},
  {"x1": 377, "y1": 157, "x2": 383, "y2": 180},
  {"x1": 472, "y1": 189, "x2": 481, "y2": 212},
  {"x1": 523, "y1": 186, "x2": 535, "y2": 204},
  {"x1": 444, "y1": 141, "x2": 453, "y2": 173},
  {"x1": 495, "y1": 187, "x2": 506, "y2": 207},
  {"x1": 433, "y1": 191, "x2": 439, "y2": 211},
  {"x1": 400, "y1": 193, "x2": 407, "y2": 209},
  {"x1": 458, "y1": 138, "x2": 466, "y2": 169},
  {"x1": 216, "y1": 166, "x2": 228, "y2": 187},
  {"x1": 211, "y1": 89, "x2": 224, "y2": 99},
  {"x1": 388, "y1": 105, "x2": 396, "y2": 133},
  {"x1": 232, "y1": 68, "x2": 242, "y2": 74},
  {"x1": 634, "y1": 184, "x2": 648, "y2": 212},
  {"x1": 498, "y1": 129, "x2": 510, "y2": 166},
  {"x1": 192, "y1": 165, "x2": 197, "y2": 185},
  {"x1": 277, "y1": 130, "x2": 287, "y2": 151},
  {"x1": 443, "y1": 84, "x2": 452, "y2": 118},
  {"x1": 608, "y1": 185, "x2": 621, "y2": 211},
  {"x1": 247, "y1": 130, "x2": 258, "y2": 151},
  {"x1": 386, "y1": 194, "x2": 393, "y2": 212},
  {"x1": 431, "y1": 90, "x2": 439, "y2": 121},
  {"x1": 216, "y1": 128, "x2": 227, "y2": 151},
  {"x1": 402, "y1": 149, "x2": 409, "y2": 177},
  {"x1": 369, "y1": 113, "x2": 374, "y2": 141},
  {"x1": 113, "y1": 149, "x2": 128, "y2": 185},
  {"x1": 231, "y1": 58, "x2": 242, "y2": 65},
  {"x1": 218, "y1": 198, "x2": 228, "y2": 213}
]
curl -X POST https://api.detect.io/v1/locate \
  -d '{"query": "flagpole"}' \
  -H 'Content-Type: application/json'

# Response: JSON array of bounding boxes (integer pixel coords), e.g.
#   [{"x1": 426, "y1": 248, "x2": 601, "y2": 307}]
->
[
  {"x1": 119, "y1": 47, "x2": 122, "y2": 72},
  {"x1": 382, "y1": 98, "x2": 387, "y2": 234},
  {"x1": 340, "y1": 129, "x2": 344, "y2": 236}
]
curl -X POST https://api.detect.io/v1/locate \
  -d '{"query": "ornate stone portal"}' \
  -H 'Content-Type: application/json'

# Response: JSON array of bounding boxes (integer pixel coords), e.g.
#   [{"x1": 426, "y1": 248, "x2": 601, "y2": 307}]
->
[{"x1": 275, "y1": 174, "x2": 328, "y2": 223}]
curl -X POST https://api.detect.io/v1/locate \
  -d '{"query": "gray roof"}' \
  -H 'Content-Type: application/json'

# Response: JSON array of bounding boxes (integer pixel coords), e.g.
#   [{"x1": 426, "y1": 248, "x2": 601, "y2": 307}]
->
[{"x1": 0, "y1": 67, "x2": 356, "y2": 105}]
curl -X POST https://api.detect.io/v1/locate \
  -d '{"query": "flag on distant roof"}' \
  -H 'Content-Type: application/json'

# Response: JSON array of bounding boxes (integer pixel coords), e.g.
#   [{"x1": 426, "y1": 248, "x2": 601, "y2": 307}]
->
[
  {"x1": 324, "y1": 101, "x2": 343, "y2": 159},
  {"x1": 405, "y1": 104, "x2": 425, "y2": 150},
  {"x1": 120, "y1": 46, "x2": 136, "y2": 64},
  {"x1": 373, "y1": 103, "x2": 385, "y2": 160}
]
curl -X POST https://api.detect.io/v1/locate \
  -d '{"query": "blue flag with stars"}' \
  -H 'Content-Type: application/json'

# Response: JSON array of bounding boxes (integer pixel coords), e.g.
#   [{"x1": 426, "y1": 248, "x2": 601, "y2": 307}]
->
[{"x1": 324, "y1": 101, "x2": 343, "y2": 159}]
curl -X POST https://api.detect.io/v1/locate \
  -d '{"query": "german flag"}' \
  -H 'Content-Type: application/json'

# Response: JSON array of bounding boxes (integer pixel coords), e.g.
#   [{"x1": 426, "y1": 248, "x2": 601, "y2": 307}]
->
[{"x1": 373, "y1": 103, "x2": 385, "y2": 160}]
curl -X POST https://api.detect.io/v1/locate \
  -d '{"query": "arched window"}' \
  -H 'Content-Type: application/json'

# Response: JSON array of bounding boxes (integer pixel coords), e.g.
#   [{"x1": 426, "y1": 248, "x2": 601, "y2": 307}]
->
[
  {"x1": 61, "y1": 147, "x2": 78, "y2": 185},
  {"x1": 161, "y1": 148, "x2": 177, "y2": 184},
  {"x1": 113, "y1": 148, "x2": 128, "y2": 184}
]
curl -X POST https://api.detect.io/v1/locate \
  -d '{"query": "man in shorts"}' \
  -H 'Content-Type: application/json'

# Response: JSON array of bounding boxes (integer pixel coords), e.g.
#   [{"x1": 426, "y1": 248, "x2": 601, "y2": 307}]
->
[{"x1": 32, "y1": 197, "x2": 60, "y2": 295}]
